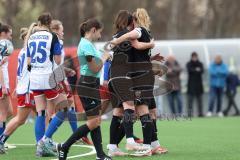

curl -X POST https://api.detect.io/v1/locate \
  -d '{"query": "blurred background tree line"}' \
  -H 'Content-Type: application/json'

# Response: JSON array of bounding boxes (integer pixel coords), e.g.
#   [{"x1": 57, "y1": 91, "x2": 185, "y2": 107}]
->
[{"x1": 0, "y1": 0, "x2": 240, "y2": 47}]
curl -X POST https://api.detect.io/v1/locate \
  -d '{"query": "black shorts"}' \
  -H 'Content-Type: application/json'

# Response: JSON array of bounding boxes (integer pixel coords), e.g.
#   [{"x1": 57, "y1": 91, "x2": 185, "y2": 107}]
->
[
  {"x1": 132, "y1": 70, "x2": 155, "y2": 108},
  {"x1": 108, "y1": 80, "x2": 128, "y2": 108},
  {"x1": 148, "y1": 97, "x2": 156, "y2": 110},
  {"x1": 134, "y1": 97, "x2": 156, "y2": 110},
  {"x1": 76, "y1": 76, "x2": 101, "y2": 116}
]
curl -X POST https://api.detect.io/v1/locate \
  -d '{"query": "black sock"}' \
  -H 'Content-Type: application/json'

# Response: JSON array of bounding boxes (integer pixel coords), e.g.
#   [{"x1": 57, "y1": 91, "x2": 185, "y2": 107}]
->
[
  {"x1": 140, "y1": 114, "x2": 153, "y2": 145},
  {"x1": 62, "y1": 124, "x2": 90, "y2": 150},
  {"x1": 123, "y1": 109, "x2": 135, "y2": 138},
  {"x1": 49, "y1": 118, "x2": 52, "y2": 123},
  {"x1": 151, "y1": 119, "x2": 158, "y2": 142},
  {"x1": 0, "y1": 134, "x2": 9, "y2": 144},
  {"x1": 117, "y1": 122, "x2": 125, "y2": 145},
  {"x1": 110, "y1": 116, "x2": 122, "y2": 144},
  {"x1": 90, "y1": 126, "x2": 104, "y2": 158}
]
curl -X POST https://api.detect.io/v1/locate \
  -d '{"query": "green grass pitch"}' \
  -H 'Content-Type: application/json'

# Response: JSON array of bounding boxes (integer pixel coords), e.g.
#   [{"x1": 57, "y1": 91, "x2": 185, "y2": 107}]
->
[{"x1": 1, "y1": 117, "x2": 240, "y2": 160}]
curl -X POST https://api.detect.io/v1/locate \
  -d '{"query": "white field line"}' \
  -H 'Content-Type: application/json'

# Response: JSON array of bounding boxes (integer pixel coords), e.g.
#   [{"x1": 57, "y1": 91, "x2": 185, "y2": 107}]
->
[{"x1": 8, "y1": 144, "x2": 96, "y2": 160}]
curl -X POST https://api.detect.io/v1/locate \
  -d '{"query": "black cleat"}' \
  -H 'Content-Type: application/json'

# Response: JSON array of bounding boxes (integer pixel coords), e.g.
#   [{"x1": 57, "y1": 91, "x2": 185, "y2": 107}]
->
[
  {"x1": 96, "y1": 154, "x2": 112, "y2": 160},
  {"x1": 56, "y1": 143, "x2": 68, "y2": 160}
]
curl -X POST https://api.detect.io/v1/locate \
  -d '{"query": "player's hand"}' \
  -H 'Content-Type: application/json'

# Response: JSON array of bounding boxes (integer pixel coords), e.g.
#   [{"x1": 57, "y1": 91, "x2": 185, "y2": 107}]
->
[
  {"x1": 104, "y1": 41, "x2": 115, "y2": 52},
  {"x1": 152, "y1": 53, "x2": 165, "y2": 62},
  {"x1": 110, "y1": 39, "x2": 118, "y2": 46},
  {"x1": 158, "y1": 70, "x2": 164, "y2": 77},
  {"x1": 101, "y1": 52, "x2": 112, "y2": 63},
  {"x1": 195, "y1": 67, "x2": 201, "y2": 72},
  {"x1": 103, "y1": 80, "x2": 108, "y2": 87},
  {"x1": 68, "y1": 69, "x2": 76, "y2": 77}
]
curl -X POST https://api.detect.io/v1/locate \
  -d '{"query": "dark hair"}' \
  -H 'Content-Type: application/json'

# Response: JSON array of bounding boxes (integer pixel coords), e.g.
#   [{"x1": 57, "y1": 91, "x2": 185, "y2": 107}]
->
[
  {"x1": 127, "y1": 14, "x2": 133, "y2": 26},
  {"x1": 79, "y1": 18, "x2": 103, "y2": 37},
  {"x1": 113, "y1": 10, "x2": 133, "y2": 33},
  {"x1": 0, "y1": 22, "x2": 11, "y2": 33},
  {"x1": 38, "y1": 12, "x2": 52, "y2": 28},
  {"x1": 191, "y1": 52, "x2": 198, "y2": 57}
]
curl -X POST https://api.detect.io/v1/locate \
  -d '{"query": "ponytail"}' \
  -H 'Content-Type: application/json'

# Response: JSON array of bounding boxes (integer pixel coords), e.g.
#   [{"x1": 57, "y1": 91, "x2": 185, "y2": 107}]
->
[
  {"x1": 80, "y1": 22, "x2": 87, "y2": 37},
  {"x1": 38, "y1": 12, "x2": 52, "y2": 29},
  {"x1": 79, "y1": 18, "x2": 103, "y2": 38},
  {"x1": 24, "y1": 23, "x2": 37, "y2": 49}
]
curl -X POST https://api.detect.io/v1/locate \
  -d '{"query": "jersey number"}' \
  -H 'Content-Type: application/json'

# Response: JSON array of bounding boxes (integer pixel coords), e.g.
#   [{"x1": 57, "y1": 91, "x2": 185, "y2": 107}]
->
[
  {"x1": 17, "y1": 53, "x2": 25, "y2": 76},
  {"x1": 29, "y1": 41, "x2": 47, "y2": 63}
]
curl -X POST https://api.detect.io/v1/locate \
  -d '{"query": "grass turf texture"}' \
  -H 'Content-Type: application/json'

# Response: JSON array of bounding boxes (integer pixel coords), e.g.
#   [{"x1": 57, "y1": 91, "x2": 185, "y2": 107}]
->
[{"x1": 1, "y1": 117, "x2": 239, "y2": 160}]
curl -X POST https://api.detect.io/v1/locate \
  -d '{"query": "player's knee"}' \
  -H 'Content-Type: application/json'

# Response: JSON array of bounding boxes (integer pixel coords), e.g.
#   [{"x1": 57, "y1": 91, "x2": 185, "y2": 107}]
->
[
  {"x1": 87, "y1": 116, "x2": 101, "y2": 130},
  {"x1": 123, "y1": 101, "x2": 135, "y2": 110},
  {"x1": 56, "y1": 100, "x2": 69, "y2": 110},
  {"x1": 93, "y1": 116, "x2": 101, "y2": 127},
  {"x1": 113, "y1": 108, "x2": 124, "y2": 117},
  {"x1": 53, "y1": 95, "x2": 69, "y2": 110},
  {"x1": 150, "y1": 109, "x2": 157, "y2": 119},
  {"x1": 137, "y1": 104, "x2": 149, "y2": 116}
]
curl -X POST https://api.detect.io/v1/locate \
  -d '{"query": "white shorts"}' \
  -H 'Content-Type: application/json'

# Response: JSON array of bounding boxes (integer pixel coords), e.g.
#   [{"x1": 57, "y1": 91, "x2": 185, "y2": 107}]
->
[{"x1": 30, "y1": 73, "x2": 58, "y2": 90}]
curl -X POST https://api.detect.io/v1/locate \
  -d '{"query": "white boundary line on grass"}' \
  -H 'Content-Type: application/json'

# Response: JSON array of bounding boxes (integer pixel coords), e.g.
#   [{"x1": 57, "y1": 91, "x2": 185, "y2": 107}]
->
[{"x1": 8, "y1": 144, "x2": 96, "y2": 160}]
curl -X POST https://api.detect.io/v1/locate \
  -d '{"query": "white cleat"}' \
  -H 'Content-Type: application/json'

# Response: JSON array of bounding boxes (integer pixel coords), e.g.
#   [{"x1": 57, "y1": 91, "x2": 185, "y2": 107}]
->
[
  {"x1": 152, "y1": 146, "x2": 168, "y2": 155},
  {"x1": 0, "y1": 143, "x2": 6, "y2": 154},
  {"x1": 130, "y1": 148, "x2": 152, "y2": 157},
  {"x1": 108, "y1": 147, "x2": 128, "y2": 157},
  {"x1": 126, "y1": 142, "x2": 146, "y2": 151},
  {"x1": 206, "y1": 112, "x2": 213, "y2": 117},
  {"x1": 217, "y1": 112, "x2": 224, "y2": 118}
]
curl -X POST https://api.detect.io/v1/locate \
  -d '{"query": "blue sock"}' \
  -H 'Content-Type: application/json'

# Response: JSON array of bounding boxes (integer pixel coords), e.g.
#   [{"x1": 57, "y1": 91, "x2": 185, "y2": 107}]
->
[
  {"x1": 67, "y1": 108, "x2": 78, "y2": 133},
  {"x1": 45, "y1": 110, "x2": 65, "y2": 139},
  {"x1": 0, "y1": 134, "x2": 9, "y2": 144},
  {"x1": 35, "y1": 111, "x2": 46, "y2": 143},
  {"x1": 0, "y1": 122, "x2": 6, "y2": 136}
]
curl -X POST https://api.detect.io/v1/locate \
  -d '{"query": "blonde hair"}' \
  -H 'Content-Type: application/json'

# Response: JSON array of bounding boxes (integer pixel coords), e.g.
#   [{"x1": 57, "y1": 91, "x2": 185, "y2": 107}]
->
[
  {"x1": 133, "y1": 8, "x2": 151, "y2": 30},
  {"x1": 24, "y1": 23, "x2": 37, "y2": 49},
  {"x1": 19, "y1": 27, "x2": 28, "y2": 40}
]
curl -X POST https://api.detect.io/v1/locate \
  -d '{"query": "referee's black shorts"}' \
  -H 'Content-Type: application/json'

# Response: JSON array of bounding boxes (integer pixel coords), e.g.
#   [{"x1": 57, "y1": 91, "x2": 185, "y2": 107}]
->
[{"x1": 77, "y1": 76, "x2": 101, "y2": 116}]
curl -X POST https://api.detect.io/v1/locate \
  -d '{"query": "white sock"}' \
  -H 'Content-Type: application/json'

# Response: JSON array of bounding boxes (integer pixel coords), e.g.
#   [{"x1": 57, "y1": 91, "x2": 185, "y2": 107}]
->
[
  {"x1": 108, "y1": 144, "x2": 117, "y2": 150},
  {"x1": 42, "y1": 136, "x2": 49, "y2": 142},
  {"x1": 151, "y1": 140, "x2": 160, "y2": 148},
  {"x1": 143, "y1": 144, "x2": 151, "y2": 149},
  {"x1": 127, "y1": 138, "x2": 135, "y2": 144}
]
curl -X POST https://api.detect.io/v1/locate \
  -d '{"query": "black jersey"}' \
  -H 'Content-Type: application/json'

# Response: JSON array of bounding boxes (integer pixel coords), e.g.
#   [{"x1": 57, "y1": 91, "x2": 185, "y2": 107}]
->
[
  {"x1": 112, "y1": 28, "x2": 134, "y2": 63},
  {"x1": 109, "y1": 28, "x2": 136, "y2": 104},
  {"x1": 130, "y1": 27, "x2": 154, "y2": 99},
  {"x1": 132, "y1": 27, "x2": 152, "y2": 62}
]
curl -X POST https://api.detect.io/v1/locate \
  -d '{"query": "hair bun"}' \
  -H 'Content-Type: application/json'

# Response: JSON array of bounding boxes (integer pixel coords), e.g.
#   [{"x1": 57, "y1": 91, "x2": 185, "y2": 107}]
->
[{"x1": 20, "y1": 27, "x2": 28, "y2": 34}]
